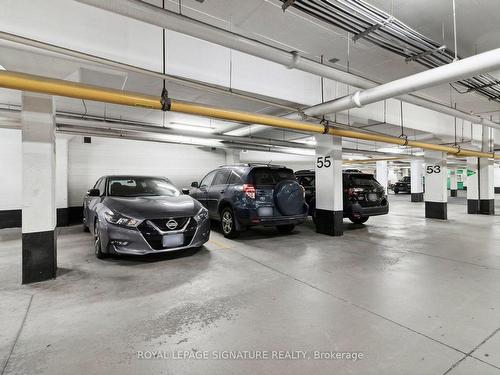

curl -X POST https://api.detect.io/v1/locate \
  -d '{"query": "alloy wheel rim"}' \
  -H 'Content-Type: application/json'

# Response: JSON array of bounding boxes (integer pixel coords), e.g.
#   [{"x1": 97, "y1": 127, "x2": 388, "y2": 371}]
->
[
  {"x1": 222, "y1": 211, "x2": 232, "y2": 234},
  {"x1": 94, "y1": 223, "x2": 100, "y2": 255}
]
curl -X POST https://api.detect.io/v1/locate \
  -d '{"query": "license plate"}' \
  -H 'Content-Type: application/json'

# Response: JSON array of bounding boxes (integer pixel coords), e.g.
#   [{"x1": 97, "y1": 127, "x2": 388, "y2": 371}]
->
[
  {"x1": 162, "y1": 234, "x2": 184, "y2": 248},
  {"x1": 258, "y1": 207, "x2": 273, "y2": 217},
  {"x1": 368, "y1": 193, "x2": 378, "y2": 201}
]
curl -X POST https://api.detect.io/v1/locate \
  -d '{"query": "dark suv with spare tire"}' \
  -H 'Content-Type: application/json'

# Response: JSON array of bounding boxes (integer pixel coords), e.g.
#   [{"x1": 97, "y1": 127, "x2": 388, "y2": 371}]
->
[
  {"x1": 296, "y1": 169, "x2": 388, "y2": 224},
  {"x1": 189, "y1": 164, "x2": 308, "y2": 238}
]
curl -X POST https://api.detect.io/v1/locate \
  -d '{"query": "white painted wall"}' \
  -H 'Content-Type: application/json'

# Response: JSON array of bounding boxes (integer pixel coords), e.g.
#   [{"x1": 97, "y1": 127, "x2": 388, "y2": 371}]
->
[
  {"x1": 67, "y1": 136, "x2": 225, "y2": 206},
  {"x1": 0, "y1": 128, "x2": 22, "y2": 211}
]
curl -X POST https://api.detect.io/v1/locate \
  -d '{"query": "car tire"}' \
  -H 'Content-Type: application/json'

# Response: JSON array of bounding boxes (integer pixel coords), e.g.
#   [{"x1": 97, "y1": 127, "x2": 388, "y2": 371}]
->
[
  {"x1": 276, "y1": 224, "x2": 295, "y2": 234},
  {"x1": 83, "y1": 223, "x2": 90, "y2": 232},
  {"x1": 94, "y1": 220, "x2": 107, "y2": 259},
  {"x1": 349, "y1": 216, "x2": 369, "y2": 224},
  {"x1": 220, "y1": 207, "x2": 239, "y2": 239},
  {"x1": 394, "y1": 189, "x2": 399, "y2": 194}
]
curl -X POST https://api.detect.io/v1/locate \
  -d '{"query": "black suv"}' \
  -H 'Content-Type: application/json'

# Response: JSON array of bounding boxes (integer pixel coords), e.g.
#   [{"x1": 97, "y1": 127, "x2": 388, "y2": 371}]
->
[
  {"x1": 189, "y1": 164, "x2": 308, "y2": 238},
  {"x1": 393, "y1": 176, "x2": 411, "y2": 194},
  {"x1": 295, "y1": 170, "x2": 389, "y2": 224}
]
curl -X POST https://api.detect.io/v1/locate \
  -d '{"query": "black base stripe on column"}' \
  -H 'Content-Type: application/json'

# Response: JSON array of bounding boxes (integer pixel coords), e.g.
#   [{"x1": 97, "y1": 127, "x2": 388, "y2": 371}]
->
[
  {"x1": 467, "y1": 199, "x2": 479, "y2": 214},
  {"x1": 56, "y1": 208, "x2": 69, "y2": 227},
  {"x1": 425, "y1": 202, "x2": 447, "y2": 220},
  {"x1": 315, "y1": 209, "x2": 343, "y2": 236},
  {"x1": 0, "y1": 209, "x2": 22, "y2": 229},
  {"x1": 480, "y1": 199, "x2": 495, "y2": 215},
  {"x1": 411, "y1": 193, "x2": 424, "y2": 202},
  {"x1": 22, "y1": 229, "x2": 57, "y2": 284},
  {"x1": 495, "y1": 187, "x2": 500, "y2": 194},
  {"x1": 450, "y1": 189, "x2": 458, "y2": 197}
]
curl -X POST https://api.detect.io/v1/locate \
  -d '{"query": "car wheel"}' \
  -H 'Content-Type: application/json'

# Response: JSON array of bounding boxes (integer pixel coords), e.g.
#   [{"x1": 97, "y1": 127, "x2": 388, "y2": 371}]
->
[
  {"x1": 83, "y1": 223, "x2": 90, "y2": 232},
  {"x1": 277, "y1": 224, "x2": 295, "y2": 233},
  {"x1": 349, "y1": 216, "x2": 369, "y2": 224},
  {"x1": 394, "y1": 189, "x2": 399, "y2": 194},
  {"x1": 221, "y1": 207, "x2": 239, "y2": 238},
  {"x1": 94, "y1": 220, "x2": 107, "y2": 259}
]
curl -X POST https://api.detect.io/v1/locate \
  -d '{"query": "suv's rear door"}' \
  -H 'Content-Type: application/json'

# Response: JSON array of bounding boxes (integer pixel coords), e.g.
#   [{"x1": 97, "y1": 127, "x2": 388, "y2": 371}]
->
[{"x1": 249, "y1": 167, "x2": 296, "y2": 216}]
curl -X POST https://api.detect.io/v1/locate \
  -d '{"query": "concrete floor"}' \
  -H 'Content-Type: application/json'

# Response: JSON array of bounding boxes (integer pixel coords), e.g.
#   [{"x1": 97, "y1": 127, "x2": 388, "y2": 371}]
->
[{"x1": 2, "y1": 192, "x2": 500, "y2": 374}]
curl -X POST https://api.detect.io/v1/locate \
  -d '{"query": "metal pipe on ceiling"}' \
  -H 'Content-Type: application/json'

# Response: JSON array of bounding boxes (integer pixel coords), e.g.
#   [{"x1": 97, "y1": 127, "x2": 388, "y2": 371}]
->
[
  {"x1": 75, "y1": 0, "x2": 500, "y2": 130},
  {"x1": 304, "y1": 47, "x2": 500, "y2": 118},
  {"x1": 0, "y1": 70, "x2": 496, "y2": 159}
]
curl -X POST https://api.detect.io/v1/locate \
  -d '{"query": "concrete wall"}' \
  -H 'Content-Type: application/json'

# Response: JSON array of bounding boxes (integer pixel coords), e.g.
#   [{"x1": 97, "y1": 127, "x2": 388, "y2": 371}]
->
[
  {"x1": 0, "y1": 129, "x2": 22, "y2": 211},
  {"x1": 67, "y1": 136, "x2": 226, "y2": 207}
]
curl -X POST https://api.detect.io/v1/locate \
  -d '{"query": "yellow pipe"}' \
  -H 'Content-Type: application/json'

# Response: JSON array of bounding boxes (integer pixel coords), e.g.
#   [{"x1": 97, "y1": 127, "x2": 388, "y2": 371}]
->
[
  {"x1": 0, "y1": 70, "x2": 497, "y2": 159},
  {"x1": 0, "y1": 71, "x2": 161, "y2": 109}
]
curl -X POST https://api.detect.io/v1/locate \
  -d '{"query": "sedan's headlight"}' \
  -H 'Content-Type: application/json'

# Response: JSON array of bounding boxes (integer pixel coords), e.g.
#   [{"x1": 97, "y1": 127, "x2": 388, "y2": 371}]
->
[
  {"x1": 104, "y1": 211, "x2": 141, "y2": 227},
  {"x1": 194, "y1": 207, "x2": 209, "y2": 222}
]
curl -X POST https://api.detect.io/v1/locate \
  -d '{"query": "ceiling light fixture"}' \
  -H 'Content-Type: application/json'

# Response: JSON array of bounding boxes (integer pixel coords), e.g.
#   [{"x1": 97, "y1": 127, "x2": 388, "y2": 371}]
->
[{"x1": 168, "y1": 122, "x2": 215, "y2": 133}]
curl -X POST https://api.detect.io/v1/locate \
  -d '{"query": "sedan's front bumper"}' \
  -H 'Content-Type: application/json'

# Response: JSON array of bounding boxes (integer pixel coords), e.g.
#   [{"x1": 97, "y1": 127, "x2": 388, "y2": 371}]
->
[{"x1": 100, "y1": 218, "x2": 210, "y2": 255}]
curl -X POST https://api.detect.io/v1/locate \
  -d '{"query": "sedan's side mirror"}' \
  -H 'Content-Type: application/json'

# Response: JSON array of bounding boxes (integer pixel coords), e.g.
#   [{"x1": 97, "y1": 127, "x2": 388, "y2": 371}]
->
[
  {"x1": 191, "y1": 181, "x2": 199, "y2": 188},
  {"x1": 181, "y1": 188, "x2": 190, "y2": 195},
  {"x1": 88, "y1": 188, "x2": 100, "y2": 197}
]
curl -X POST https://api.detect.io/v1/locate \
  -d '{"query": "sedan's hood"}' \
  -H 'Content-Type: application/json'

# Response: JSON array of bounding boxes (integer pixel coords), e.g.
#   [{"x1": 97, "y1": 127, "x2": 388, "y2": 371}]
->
[{"x1": 104, "y1": 195, "x2": 202, "y2": 219}]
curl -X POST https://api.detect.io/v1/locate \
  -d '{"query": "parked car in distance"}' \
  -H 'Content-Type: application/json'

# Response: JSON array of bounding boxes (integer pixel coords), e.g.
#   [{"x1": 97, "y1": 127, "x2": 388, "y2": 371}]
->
[
  {"x1": 295, "y1": 169, "x2": 389, "y2": 224},
  {"x1": 188, "y1": 164, "x2": 308, "y2": 238},
  {"x1": 393, "y1": 176, "x2": 411, "y2": 194},
  {"x1": 83, "y1": 176, "x2": 210, "y2": 258}
]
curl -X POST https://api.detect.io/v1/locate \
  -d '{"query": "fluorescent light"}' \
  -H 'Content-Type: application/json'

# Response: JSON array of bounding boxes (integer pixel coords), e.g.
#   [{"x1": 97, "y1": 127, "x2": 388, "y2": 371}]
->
[
  {"x1": 376, "y1": 147, "x2": 406, "y2": 154},
  {"x1": 0, "y1": 64, "x2": 5, "y2": 70},
  {"x1": 168, "y1": 122, "x2": 215, "y2": 133}
]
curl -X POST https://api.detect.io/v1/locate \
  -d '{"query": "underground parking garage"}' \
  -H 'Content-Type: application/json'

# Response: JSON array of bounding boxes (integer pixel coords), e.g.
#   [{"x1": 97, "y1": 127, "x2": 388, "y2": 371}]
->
[{"x1": 2, "y1": 1, "x2": 500, "y2": 374}]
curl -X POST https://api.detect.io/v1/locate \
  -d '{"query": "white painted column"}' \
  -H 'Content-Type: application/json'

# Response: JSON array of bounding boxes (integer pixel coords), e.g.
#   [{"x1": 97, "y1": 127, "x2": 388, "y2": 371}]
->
[
  {"x1": 424, "y1": 151, "x2": 447, "y2": 219},
  {"x1": 314, "y1": 134, "x2": 343, "y2": 236},
  {"x1": 466, "y1": 157, "x2": 479, "y2": 214},
  {"x1": 225, "y1": 149, "x2": 241, "y2": 165},
  {"x1": 56, "y1": 137, "x2": 69, "y2": 226},
  {"x1": 450, "y1": 168, "x2": 458, "y2": 197},
  {"x1": 0, "y1": 128, "x2": 22, "y2": 228},
  {"x1": 479, "y1": 127, "x2": 495, "y2": 215},
  {"x1": 376, "y1": 161, "x2": 388, "y2": 194},
  {"x1": 21, "y1": 93, "x2": 57, "y2": 284},
  {"x1": 494, "y1": 166, "x2": 500, "y2": 195},
  {"x1": 410, "y1": 159, "x2": 424, "y2": 202}
]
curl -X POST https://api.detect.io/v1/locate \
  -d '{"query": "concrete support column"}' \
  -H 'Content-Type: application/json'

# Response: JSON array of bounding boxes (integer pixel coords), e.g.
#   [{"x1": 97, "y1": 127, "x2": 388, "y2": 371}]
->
[
  {"x1": 56, "y1": 137, "x2": 69, "y2": 226},
  {"x1": 21, "y1": 93, "x2": 57, "y2": 284},
  {"x1": 424, "y1": 151, "x2": 447, "y2": 220},
  {"x1": 479, "y1": 127, "x2": 495, "y2": 215},
  {"x1": 466, "y1": 157, "x2": 479, "y2": 214},
  {"x1": 225, "y1": 150, "x2": 240, "y2": 165},
  {"x1": 376, "y1": 161, "x2": 388, "y2": 194},
  {"x1": 450, "y1": 168, "x2": 458, "y2": 197},
  {"x1": 410, "y1": 159, "x2": 424, "y2": 202},
  {"x1": 314, "y1": 134, "x2": 343, "y2": 236}
]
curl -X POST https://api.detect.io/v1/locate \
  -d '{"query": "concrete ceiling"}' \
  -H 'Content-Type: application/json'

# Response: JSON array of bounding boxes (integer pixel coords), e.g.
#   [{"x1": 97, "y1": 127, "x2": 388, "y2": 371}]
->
[{"x1": 154, "y1": 0, "x2": 500, "y2": 115}]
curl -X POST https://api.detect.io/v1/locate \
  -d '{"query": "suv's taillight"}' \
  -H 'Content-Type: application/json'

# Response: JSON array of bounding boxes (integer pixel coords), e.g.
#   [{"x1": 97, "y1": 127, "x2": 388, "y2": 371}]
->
[
  {"x1": 345, "y1": 187, "x2": 363, "y2": 197},
  {"x1": 243, "y1": 184, "x2": 256, "y2": 199}
]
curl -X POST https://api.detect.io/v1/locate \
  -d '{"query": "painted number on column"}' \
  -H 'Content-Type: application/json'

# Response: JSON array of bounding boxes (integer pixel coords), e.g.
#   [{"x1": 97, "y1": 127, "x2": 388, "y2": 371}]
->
[
  {"x1": 426, "y1": 165, "x2": 441, "y2": 174},
  {"x1": 316, "y1": 156, "x2": 331, "y2": 168}
]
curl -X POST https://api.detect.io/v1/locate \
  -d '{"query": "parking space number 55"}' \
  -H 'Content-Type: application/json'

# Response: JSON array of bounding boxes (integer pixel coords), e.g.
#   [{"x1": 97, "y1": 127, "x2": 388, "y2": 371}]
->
[{"x1": 317, "y1": 156, "x2": 331, "y2": 168}]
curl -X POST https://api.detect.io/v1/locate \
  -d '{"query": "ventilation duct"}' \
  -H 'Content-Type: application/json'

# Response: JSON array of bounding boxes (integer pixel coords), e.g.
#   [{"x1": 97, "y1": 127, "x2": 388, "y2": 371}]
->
[{"x1": 281, "y1": 0, "x2": 500, "y2": 102}]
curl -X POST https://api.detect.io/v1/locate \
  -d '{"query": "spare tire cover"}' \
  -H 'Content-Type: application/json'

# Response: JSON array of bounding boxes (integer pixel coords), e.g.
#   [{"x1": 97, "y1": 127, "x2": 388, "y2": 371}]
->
[{"x1": 274, "y1": 180, "x2": 305, "y2": 216}]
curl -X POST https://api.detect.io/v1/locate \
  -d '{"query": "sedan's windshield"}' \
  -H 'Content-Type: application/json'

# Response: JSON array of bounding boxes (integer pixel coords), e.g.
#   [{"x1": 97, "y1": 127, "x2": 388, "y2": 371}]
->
[{"x1": 107, "y1": 177, "x2": 180, "y2": 197}]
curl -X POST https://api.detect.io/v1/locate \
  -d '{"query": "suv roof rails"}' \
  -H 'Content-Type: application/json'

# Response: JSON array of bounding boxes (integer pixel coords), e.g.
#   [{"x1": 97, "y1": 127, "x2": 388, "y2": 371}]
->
[{"x1": 218, "y1": 163, "x2": 287, "y2": 168}]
